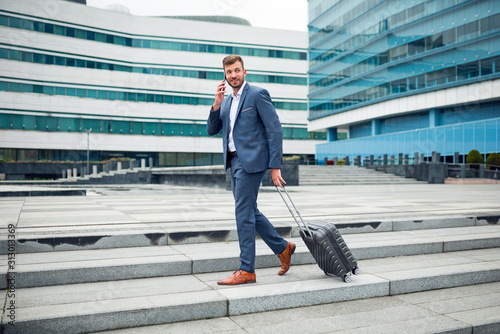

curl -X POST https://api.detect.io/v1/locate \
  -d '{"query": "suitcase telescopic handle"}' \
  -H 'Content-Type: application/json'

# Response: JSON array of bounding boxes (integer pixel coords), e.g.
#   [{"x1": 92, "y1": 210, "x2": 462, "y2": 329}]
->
[{"x1": 275, "y1": 186, "x2": 313, "y2": 237}]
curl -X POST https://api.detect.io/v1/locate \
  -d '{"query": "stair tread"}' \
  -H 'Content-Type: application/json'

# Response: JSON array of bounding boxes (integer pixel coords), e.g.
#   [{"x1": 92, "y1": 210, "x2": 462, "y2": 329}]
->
[
  {"x1": 6, "y1": 214, "x2": 499, "y2": 256},
  {"x1": 6, "y1": 225, "x2": 500, "y2": 289},
  {"x1": 94, "y1": 282, "x2": 500, "y2": 334},
  {"x1": 2, "y1": 180, "x2": 500, "y2": 332},
  {"x1": 9, "y1": 248, "x2": 500, "y2": 333},
  {"x1": 298, "y1": 165, "x2": 423, "y2": 185},
  {"x1": 13, "y1": 225, "x2": 500, "y2": 263}
]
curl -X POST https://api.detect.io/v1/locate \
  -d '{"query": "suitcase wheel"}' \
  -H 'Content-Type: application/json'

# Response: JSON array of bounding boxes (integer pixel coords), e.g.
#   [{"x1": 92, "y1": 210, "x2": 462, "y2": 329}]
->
[
  {"x1": 352, "y1": 267, "x2": 360, "y2": 275},
  {"x1": 343, "y1": 274, "x2": 351, "y2": 283}
]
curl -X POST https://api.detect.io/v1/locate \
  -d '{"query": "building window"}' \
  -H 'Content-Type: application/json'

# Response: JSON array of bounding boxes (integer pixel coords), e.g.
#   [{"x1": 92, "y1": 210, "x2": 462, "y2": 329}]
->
[
  {"x1": 457, "y1": 62, "x2": 479, "y2": 80},
  {"x1": 390, "y1": 45, "x2": 408, "y2": 61},
  {"x1": 1, "y1": 14, "x2": 306, "y2": 61},
  {"x1": 481, "y1": 13, "x2": 500, "y2": 35},
  {"x1": 457, "y1": 21, "x2": 479, "y2": 42}
]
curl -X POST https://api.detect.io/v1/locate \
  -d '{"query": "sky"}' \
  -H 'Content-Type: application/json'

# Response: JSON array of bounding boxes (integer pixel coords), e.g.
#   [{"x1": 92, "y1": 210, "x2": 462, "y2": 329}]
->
[{"x1": 86, "y1": 0, "x2": 308, "y2": 31}]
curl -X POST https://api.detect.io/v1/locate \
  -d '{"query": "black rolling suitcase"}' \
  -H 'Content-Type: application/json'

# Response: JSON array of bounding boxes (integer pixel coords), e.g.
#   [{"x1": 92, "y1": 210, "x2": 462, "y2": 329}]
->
[{"x1": 276, "y1": 186, "x2": 360, "y2": 283}]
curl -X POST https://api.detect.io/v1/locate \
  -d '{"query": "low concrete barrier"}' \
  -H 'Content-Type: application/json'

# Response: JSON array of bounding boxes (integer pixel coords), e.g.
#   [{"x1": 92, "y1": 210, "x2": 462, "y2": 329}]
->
[{"x1": 153, "y1": 166, "x2": 226, "y2": 188}]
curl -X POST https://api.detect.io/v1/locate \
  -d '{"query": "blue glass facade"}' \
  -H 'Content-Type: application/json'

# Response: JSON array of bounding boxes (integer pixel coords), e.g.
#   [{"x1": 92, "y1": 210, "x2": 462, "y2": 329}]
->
[
  {"x1": 316, "y1": 117, "x2": 500, "y2": 159},
  {"x1": 309, "y1": 0, "x2": 500, "y2": 162}
]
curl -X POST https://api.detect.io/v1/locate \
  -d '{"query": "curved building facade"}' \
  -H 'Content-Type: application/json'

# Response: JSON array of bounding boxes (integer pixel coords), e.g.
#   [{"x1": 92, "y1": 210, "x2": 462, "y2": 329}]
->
[
  {"x1": 308, "y1": 0, "x2": 500, "y2": 163},
  {"x1": 0, "y1": 0, "x2": 323, "y2": 166}
]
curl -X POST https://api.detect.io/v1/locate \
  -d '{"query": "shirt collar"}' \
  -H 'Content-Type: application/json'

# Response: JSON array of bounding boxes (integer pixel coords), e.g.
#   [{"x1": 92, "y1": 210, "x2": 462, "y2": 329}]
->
[{"x1": 231, "y1": 81, "x2": 246, "y2": 100}]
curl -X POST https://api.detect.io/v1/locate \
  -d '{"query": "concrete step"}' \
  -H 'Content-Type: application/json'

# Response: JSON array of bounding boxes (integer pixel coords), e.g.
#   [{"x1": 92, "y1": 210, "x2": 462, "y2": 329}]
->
[
  {"x1": 2, "y1": 183, "x2": 499, "y2": 333},
  {"x1": 297, "y1": 174, "x2": 414, "y2": 179},
  {"x1": 299, "y1": 166, "x2": 389, "y2": 173},
  {"x1": 5, "y1": 247, "x2": 500, "y2": 333},
  {"x1": 298, "y1": 177, "x2": 422, "y2": 182},
  {"x1": 96, "y1": 281, "x2": 500, "y2": 334},
  {"x1": 300, "y1": 180, "x2": 423, "y2": 185},
  {"x1": 298, "y1": 165, "x2": 422, "y2": 185},
  {"x1": 297, "y1": 174, "x2": 400, "y2": 179},
  {"x1": 0, "y1": 187, "x2": 86, "y2": 197},
  {"x1": 6, "y1": 214, "x2": 498, "y2": 254},
  {"x1": 299, "y1": 169, "x2": 388, "y2": 175},
  {"x1": 299, "y1": 172, "x2": 413, "y2": 177},
  {"x1": 299, "y1": 171, "x2": 407, "y2": 175},
  {"x1": 5, "y1": 225, "x2": 500, "y2": 289}
]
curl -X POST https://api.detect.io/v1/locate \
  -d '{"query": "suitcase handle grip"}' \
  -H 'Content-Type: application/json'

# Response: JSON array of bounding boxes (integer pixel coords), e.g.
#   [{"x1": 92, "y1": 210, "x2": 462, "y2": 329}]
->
[{"x1": 275, "y1": 186, "x2": 313, "y2": 237}]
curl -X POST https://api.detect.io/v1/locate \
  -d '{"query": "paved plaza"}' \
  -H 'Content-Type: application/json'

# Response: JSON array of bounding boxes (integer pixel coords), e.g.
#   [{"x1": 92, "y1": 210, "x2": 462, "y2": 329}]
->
[
  {"x1": 2, "y1": 183, "x2": 500, "y2": 231},
  {"x1": 1, "y1": 182, "x2": 499, "y2": 333}
]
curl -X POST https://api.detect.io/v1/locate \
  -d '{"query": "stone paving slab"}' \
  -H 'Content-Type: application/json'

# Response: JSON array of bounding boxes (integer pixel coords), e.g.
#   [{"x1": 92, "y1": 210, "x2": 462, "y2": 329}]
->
[
  {"x1": 94, "y1": 283, "x2": 500, "y2": 334},
  {"x1": 2, "y1": 215, "x2": 499, "y2": 255},
  {"x1": 12, "y1": 275, "x2": 214, "y2": 308},
  {"x1": 362, "y1": 248, "x2": 500, "y2": 295},
  {"x1": 3, "y1": 226, "x2": 500, "y2": 289},
  {"x1": 7, "y1": 290, "x2": 227, "y2": 334},
  {"x1": 4, "y1": 249, "x2": 500, "y2": 333},
  {"x1": 12, "y1": 231, "x2": 169, "y2": 253},
  {"x1": 446, "y1": 306, "x2": 500, "y2": 334},
  {"x1": 1, "y1": 184, "x2": 500, "y2": 332},
  {"x1": 414, "y1": 291, "x2": 500, "y2": 314},
  {"x1": 235, "y1": 311, "x2": 466, "y2": 334},
  {"x1": 99, "y1": 318, "x2": 246, "y2": 334},
  {"x1": 4, "y1": 249, "x2": 191, "y2": 289},
  {"x1": 220, "y1": 274, "x2": 388, "y2": 316},
  {"x1": 395, "y1": 282, "x2": 500, "y2": 334},
  {"x1": 13, "y1": 255, "x2": 191, "y2": 289},
  {"x1": 2, "y1": 184, "x2": 499, "y2": 232},
  {"x1": 0, "y1": 188, "x2": 86, "y2": 197}
]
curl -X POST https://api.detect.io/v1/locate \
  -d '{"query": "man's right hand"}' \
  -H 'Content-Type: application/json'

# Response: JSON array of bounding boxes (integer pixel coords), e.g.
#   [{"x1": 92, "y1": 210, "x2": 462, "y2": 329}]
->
[
  {"x1": 212, "y1": 80, "x2": 226, "y2": 111},
  {"x1": 272, "y1": 168, "x2": 286, "y2": 188}
]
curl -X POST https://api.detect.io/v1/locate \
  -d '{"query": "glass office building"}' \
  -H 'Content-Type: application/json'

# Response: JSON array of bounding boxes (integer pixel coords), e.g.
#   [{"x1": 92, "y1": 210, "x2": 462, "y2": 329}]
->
[
  {"x1": 308, "y1": 0, "x2": 500, "y2": 163},
  {"x1": 0, "y1": 0, "x2": 324, "y2": 166}
]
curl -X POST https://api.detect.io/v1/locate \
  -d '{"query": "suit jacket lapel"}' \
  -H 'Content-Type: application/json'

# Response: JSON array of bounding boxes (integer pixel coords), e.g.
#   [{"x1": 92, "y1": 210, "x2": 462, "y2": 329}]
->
[
  {"x1": 223, "y1": 95, "x2": 233, "y2": 138},
  {"x1": 234, "y1": 83, "x2": 250, "y2": 122}
]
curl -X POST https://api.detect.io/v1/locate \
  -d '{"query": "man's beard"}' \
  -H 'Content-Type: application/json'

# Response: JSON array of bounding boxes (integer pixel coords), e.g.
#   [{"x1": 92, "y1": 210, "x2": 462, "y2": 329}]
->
[{"x1": 227, "y1": 78, "x2": 244, "y2": 90}]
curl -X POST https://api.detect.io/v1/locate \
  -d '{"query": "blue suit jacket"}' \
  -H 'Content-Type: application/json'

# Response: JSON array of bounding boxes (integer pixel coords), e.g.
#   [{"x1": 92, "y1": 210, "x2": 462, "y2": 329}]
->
[{"x1": 207, "y1": 83, "x2": 283, "y2": 173}]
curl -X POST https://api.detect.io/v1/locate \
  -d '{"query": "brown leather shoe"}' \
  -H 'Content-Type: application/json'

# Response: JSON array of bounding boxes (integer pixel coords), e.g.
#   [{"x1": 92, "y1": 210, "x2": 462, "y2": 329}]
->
[
  {"x1": 217, "y1": 270, "x2": 256, "y2": 285},
  {"x1": 278, "y1": 242, "x2": 296, "y2": 275}
]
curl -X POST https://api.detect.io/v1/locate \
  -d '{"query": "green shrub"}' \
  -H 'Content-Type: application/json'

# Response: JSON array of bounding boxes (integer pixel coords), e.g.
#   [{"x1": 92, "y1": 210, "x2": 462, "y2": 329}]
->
[
  {"x1": 338, "y1": 159, "x2": 344, "y2": 166},
  {"x1": 486, "y1": 153, "x2": 500, "y2": 167},
  {"x1": 466, "y1": 149, "x2": 484, "y2": 164}
]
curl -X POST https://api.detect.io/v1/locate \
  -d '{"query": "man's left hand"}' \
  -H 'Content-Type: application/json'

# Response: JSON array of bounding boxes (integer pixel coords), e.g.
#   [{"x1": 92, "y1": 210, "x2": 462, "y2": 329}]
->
[{"x1": 271, "y1": 168, "x2": 286, "y2": 188}]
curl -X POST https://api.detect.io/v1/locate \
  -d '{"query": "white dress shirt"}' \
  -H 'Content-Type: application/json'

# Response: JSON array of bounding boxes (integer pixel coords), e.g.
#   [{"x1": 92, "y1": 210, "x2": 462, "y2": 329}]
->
[{"x1": 228, "y1": 81, "x2": 246, "y2": 153}]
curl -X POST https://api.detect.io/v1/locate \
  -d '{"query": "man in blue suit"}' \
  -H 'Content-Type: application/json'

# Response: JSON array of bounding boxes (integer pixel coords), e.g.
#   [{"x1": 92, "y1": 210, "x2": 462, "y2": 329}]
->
[{"x1": 207, "y1": 55, "x2": 296, "y2": 285}]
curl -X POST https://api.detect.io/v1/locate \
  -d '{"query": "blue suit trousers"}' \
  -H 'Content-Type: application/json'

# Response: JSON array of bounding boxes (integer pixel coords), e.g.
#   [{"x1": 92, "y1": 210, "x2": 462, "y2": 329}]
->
[{"x1": 230, "y1": 155, "x2": 288, "y2": 273}]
